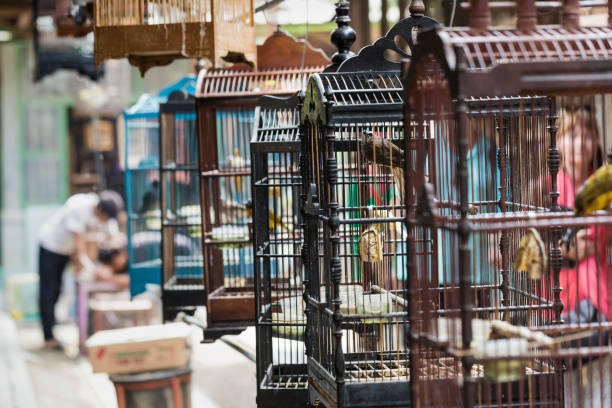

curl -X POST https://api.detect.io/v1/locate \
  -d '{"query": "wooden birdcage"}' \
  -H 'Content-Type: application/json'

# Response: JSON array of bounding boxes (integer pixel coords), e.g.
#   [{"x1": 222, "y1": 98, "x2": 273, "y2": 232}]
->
[
  {"x1": 300, "y1": 10, "x2": 437, "y2": 408},
  {"x1": 403, "y1": 1, "x2": 612, "y2": 406},
  {"x1": 196, "y1": 31, "x2": 330, "y2": 341},
  {"x1": 159, "y1": 90, "x2": 203, "y2": 321},
  {"x1": 93, "y1": 0, "x2": 256, "y2": 75},
  {"x1": 251, "y1": 93, "x2": 308, "y2": 407}
]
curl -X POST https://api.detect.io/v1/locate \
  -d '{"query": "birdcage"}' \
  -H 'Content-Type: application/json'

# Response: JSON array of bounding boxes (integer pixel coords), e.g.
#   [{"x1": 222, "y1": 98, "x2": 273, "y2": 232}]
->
[
  {"x1": 251, "y1": 93, "x2": 308, "y2": 407},
  {"x1": 159, "y1": 90, "x2": 203, "y2": 321},
  {"x1": 125, "y1": 75, "x2": 196, "y2": 296},
  {"x1": 402, "y1": 2, "x2": 612, "y2": 406},
  {"x1": 93, "y1": 0, "x2": 256, "y2": 75},
  {"x1": 301, "y1": 69, "x2": 413, "y2": 408},
  {"x1": 197, "y1": 31, "x2": 330, "y2": 341},
  {"x1": 299, "y1": 9, "x2": 437, "y2": 407}
]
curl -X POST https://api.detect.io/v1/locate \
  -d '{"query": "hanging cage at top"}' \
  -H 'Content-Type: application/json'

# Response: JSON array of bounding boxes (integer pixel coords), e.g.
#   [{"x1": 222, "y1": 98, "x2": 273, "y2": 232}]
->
[
  {"x1": 403, "y1": 1, "x2": 612, "y2": 406},
  {"x1": 159, "y1": 89, "x2": 202, "y2": 321},
  {"x1": 300, "y1": 7, "x2": 438, "y2": 408},
  {"x1": 93, "y1": 0, "x2": 256, "y2": 75},
  {"x1": 197, "y1": 31, "x2": 330, "y2": 341}
]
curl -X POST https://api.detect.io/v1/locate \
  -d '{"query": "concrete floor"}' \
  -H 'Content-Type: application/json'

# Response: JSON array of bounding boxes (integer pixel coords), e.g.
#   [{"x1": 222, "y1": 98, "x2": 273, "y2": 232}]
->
[{"x1": 2, "y1": 316, "x2": 257, "y2": 408}]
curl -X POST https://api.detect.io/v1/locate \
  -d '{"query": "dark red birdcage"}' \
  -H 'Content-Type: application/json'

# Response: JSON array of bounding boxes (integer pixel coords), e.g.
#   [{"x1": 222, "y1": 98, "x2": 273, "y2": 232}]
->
[
  {"x1": 197, "y1": 31, "x2": 329, "y2": 341},
  {"x1": 403, "y1": 1, "x2": 612, "y2": 406}
]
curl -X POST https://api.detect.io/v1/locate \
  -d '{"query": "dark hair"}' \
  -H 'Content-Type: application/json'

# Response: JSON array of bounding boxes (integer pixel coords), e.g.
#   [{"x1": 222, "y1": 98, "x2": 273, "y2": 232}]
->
[
  {"x1": 97, "y1": 190, "x2": 124, "y2": 219},
  {"x1": 98, "y1": 248, "x2": 120, "y2": 265}
]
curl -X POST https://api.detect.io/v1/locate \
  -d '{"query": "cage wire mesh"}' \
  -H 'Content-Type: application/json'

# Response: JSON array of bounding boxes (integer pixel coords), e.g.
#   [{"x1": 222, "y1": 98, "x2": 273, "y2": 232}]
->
[
  {"x1": 251, "y1": 93, "x2": 308, "y2": 407},
  {"x1": 159, "y1": 90, "x2": 203, "y2": 321},
  {"x1": 197, "y1": 65, "x2": 324, "y2": 340},
  {"x1": 403, "y1": 15, "x2": 612, "y2": 408}
]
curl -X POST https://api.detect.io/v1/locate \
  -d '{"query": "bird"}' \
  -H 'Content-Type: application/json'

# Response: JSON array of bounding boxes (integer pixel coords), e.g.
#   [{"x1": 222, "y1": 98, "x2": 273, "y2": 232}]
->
[
  {"x1": 244, "y1": 201, "x2": 292, "y2": 233},
  {"x1": 574, "y1": 161, "x2": 612, "y2": 217},
  {"x1": 514, "y1": 228, "x2": 547, "y2": 280},
  {"x1": 360, "y1": 131, "x2": 406, "y2": 200},
  {"x1": 562, "y1": 161, "x2": 612, "y2": 250}
]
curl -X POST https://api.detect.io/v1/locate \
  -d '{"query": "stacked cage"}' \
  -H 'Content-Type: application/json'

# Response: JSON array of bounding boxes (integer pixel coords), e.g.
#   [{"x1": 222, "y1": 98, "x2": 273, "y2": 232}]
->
[
  {"x1": 197, "y1": 31, "x2": 329, "y2": 340},
  {"x1": 403, "y1": 3, "x2": 612, "y2": 407},
  {"x1": 159, "y1": 90, "x2": 203, "y2": 321},
  {"x1": 300, "y1": 11, "x2": 437, "y2": 408},
  {"x1": 251, "y1": 93, "x2": 308, "y2": 407},
  {"x1": 125, "y1": 76, "x2": 196, "y2": 296}
]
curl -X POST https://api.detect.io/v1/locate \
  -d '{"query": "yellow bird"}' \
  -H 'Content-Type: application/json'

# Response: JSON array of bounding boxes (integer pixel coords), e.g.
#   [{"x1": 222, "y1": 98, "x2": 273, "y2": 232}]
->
[
  {"x1": 245, "y1": 201, "x2": 292, "y2": 233},
  {"x1": 514, "y1": 228, "x2": 547, "y2": 280},
  {"x1": 563, "y1": 162, "x2": 612, "y2": 249},
  {"x1": 574, "y1": 162, "x2": 612, "y2": 216}
]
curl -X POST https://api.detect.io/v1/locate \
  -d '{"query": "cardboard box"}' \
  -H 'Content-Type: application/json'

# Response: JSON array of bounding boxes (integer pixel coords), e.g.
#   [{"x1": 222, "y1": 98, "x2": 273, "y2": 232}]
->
[
  {"x1": 89, "y1": 296, "x2": 154, "y2": 333},
  {"x1": 86, "y1": 323, "x2": 191, "y2": 375}
]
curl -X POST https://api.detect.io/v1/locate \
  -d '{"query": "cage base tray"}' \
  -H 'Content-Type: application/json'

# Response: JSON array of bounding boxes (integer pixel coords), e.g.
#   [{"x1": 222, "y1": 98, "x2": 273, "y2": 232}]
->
[
  {"x1": 95, "y1": 23, "x2": 217, "y2": 75},
  {"x1": 208, "y1": 286, "x2": 256, "y2": 324},
  {"x1": 163, "y1": 275, "x2": 205, "y2": 309},
  {"x1": 259, "y1": 363, "x2": 308, "y2": 408}
]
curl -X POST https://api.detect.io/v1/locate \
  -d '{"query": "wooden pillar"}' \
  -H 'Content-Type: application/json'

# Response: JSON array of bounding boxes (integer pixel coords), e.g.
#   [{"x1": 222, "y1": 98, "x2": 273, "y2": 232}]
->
[
  {"x1": 349, "y1": 0, "x2": 370, "y2": 53},
  {"x1": 399, "y1": 0, "x2": 408, "y2": 19},
  {"x1": 517, "y1": 0, "x2": 537, "y2": 30},
  {"x1": 561, "y1": 0, "x2": 580, "y2": 28},
  {"x1": 469, "y1": 0, "x2": 491, "y2": 30},
  {"x1": 381, "y1": 0, "x2": 388, "y2": 35}
]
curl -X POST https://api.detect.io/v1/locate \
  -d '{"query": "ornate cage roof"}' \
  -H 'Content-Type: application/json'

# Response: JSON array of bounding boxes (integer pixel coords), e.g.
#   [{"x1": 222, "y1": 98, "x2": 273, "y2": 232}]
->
[
  {"x1": 438, "y1": 26, "x2": 612, "y2": 71},
  {"x1": 303, "y1": 71, "x2": 404, "y2": 124},
  {"x1": 195, "y1": 31, "x2": 330, "y2": 99},
  {"x1": 407, "y1": 4, "x2": 612, "y2": 97}
]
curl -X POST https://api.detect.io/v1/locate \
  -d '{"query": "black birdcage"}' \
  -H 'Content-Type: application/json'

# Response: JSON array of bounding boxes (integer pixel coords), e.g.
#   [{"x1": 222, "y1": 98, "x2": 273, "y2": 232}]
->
[
  {"x1": 197, "y1": 31, "x2": 330, "y2": 341},
  {"x1": 251, "y1": 93, "x2": 308, "y2": 407},
  {"x1": 300, "y1": 10, "x2": 437, "y2": 408},
  {"x1": 403, "y1": 1, "x2": 612, "y2": 407},
  {"x1": 159, "y1": 90, "x2": 203, "y2": 321}
]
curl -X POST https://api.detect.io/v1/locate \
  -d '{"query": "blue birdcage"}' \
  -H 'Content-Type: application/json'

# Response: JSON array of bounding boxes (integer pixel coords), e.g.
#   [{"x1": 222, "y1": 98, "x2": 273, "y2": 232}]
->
[
  {"x1": 159, "y1": 89, "x2": 202, "y2": 320},
  {"x1": 124, "y1": 75, "x2": 196, "y2": 296}
]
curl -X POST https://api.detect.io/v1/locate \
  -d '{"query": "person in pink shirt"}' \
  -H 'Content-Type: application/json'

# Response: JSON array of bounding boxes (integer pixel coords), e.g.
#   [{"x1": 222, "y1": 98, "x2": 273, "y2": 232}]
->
[{"x1": 553, "y1": 109, "x2": 609, "y2": 334}]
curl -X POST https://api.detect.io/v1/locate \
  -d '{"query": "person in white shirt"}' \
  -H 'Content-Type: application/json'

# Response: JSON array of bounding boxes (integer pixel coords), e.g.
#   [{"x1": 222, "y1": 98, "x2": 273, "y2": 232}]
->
[{"x1": 38, "y1": 190, "x2": 124, "y2": 349}]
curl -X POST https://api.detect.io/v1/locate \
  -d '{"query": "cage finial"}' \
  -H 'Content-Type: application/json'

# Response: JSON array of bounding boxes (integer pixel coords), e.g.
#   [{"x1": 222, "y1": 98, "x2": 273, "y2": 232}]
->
[
  {"x1": 561, "y1": 0, "x2": 580, "y2": 28},
  {"x1": 327, "y1": 0, "x2": 357, "y2": 72},
  {"x1": 409, "y1": 0, "x2": 426, "y2": 17},
  {"x1": 469, "y1": 0, "x2": 491, "y2": 30},
  {"x1": 517, "y1": 0, "x2": 537, "y2": 30}
]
